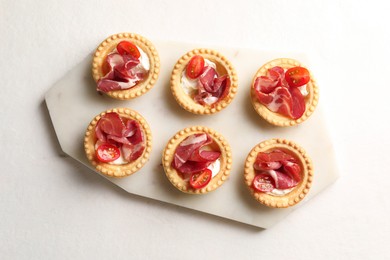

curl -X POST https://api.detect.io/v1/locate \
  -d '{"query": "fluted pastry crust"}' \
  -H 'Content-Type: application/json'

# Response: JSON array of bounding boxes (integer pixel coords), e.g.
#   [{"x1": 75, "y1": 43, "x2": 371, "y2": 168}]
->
[
  {"x1": 170, "y1": 49, "x2": 238, "y2": 114},
  {"x1": 162, "y1": 126, "x2": 232, "y2": 194},
  {"x1": 244, "y1": 138, "x2": 313, "y2": 208},
  {"x1": 84, "y1": 108, "x2": 152, "y2": 177},
  {"x1": 250, "y1": 58, "x2": 319, "y2": 126},
  {"x1": 92, "y1": 33, "x2": 160, "y2": 100}
]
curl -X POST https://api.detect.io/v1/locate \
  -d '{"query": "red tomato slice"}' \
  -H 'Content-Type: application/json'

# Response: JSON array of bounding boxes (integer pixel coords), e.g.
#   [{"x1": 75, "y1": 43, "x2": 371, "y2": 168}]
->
[
  {"x1": 252, "y1": 174, "x2": 275, "y2": 192},
  {"x1": 116, "y1": 41, "x2": 141, "y2": 59},
  {"x1": 189, "y1": 169, "x2": 212, "y2": 189},
  {"x1": 283, "y1": 162, "x2": 301, "y2": 182},
  {"x1": 186, "y1": 55, "x2": 205, "y2": 79},
  {"x1": 96, "y1": 143, "x2": 121, "y2": 163},
  {"x1": 285, "y1": 66, "x2": 310, "y2": 87}
]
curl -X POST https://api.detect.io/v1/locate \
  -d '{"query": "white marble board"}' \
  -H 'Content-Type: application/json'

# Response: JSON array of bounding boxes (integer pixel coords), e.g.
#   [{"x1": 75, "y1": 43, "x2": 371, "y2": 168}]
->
[{"x1": 45, "y1": 41, "x2": 339, "y2": 228}]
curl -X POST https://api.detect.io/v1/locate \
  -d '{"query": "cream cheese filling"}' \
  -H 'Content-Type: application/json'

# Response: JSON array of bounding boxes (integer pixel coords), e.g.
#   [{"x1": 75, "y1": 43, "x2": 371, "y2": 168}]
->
[{"x1": 208, "y1": 158, "x2": 221, "y2": 178}]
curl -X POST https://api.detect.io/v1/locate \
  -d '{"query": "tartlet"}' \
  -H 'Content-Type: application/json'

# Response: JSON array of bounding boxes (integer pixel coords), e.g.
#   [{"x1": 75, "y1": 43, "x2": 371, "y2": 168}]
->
[
  {"x1": 162, "y1": 126, "x2": 232, "y2": 194},
  {"x1": 251, "y1": 58, "x2": 319, "y2": 126},
  {"x1": 92, "y1": 33, "x2": 160, "y2": 100},
  {"x1": 84, "y1": 108, "x2": 152, "y2": 177},
  {"x1": 170, "y1": 48, "x2": 238, "y2": 115},
  {"x1": 244, "y1": 138, "x2": 313, "y2": 208}
]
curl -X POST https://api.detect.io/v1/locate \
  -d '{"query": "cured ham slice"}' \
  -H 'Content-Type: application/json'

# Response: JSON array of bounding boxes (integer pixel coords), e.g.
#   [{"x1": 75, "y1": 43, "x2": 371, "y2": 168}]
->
[
  {"x1": 95, "y1": 112, "x2": 145, "y2": 162},
  {"x1": 253, "y1": 150, "x2": 301, "y2": 191},
  {"x1": 95, "y1": 112, "x2": 125, "y2": 142},
  {"x1": 199, "y1": 66, "x2": 217, "y2": 92},
  {"x1": 172, "y1": 133, "x2": 221, "y2": 176},
  {"x1": 189, "y1": 149, "x2": 220, "y2": 162},
  {"x1": 282, "y1": 160, "x2": 301, "y2": 182},
  {"x1": 254, "y1": 161, "x2": 282, "y2": 171},
  {"x1": 106, "y1": 135, "x2": 131, "y2": 146},
  {"x1": 122, "y1": 142, "x2": 145, "y2": 162},
  {"x1": 97, "y1": 52, "x2": 147, "y2": 92},
  {"x1": 268, "y1": 170, "x2": 298, "y2": 189},
  {"x1": 256, "y1": 149, "x2": 294, "y2": 163},
  {"x1": 254, "y1": 150, "x2": 294, "y2": 171},
  {"x1": 255, "y1": 87, "x2": 294, "y2": 119},
  {"x1": 173, "y1": 134, "x2": 210, "y2": 168},
  {"x1": 176, "y1": 161, "x2": 212, "y2": 177},
  {"x1": 192, "y1": 66, "x2": 230, "y2": 106},
  {"x1": 289, "y1": 87, "x2": 306, "y2": 120},
  {"x1": 254, "y1": 66, "x2": 288, "y2": 94},
  {"x1": 122, "y1": 120, "x2": 145, "y2": 161},
  {"x1": 253, "y1": 66, "x2": 306, "y2": 120}
]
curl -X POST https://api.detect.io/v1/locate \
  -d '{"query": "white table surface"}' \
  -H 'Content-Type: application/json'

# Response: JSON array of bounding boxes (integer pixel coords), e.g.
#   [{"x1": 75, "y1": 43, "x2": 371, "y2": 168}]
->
[{"x1": 1, "y1": 0, "x2": 389, "y2": 259}]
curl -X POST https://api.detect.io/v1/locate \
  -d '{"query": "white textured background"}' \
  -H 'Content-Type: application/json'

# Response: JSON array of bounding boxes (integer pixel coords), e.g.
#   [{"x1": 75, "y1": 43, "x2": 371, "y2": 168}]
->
[{"x1": 1, "y1": 0, "x2": 389, "y2": 259}]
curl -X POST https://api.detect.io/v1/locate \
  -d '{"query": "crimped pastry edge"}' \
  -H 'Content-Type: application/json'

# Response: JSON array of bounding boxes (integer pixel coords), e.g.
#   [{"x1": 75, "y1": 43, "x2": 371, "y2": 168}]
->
[
  {"x1": 170, "y1": 48, "x2": 238, "y2": 115},
  {"x1": 92, "y1": 32, "x2": 160, "y2": 100},
  {"x1": 250, "y1": 58, "x2": 319, "y2": 127},
  {"x1": 244, "y1": 138, "x2": 313, "y2": 208},
  {"x1": 84, "y1": 108, "x2": 152, "y2": 177},
  {"x1": 162, "y1": 126, "x2": 232, "y2": 194}
]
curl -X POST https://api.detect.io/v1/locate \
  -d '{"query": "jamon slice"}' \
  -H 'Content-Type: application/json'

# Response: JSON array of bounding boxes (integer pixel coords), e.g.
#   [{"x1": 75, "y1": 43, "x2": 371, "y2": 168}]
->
[
  {"x1": 253, "y1": 66, "x2": 306, "y2": 120},
  {"x1": 95, "y1": 112, "x2": 125, "y2": 142},
  {"x1": 173, "y1": 134, "x2": 210, "y2": 168},
  {"x1": 189, "y1": 149, "x2": 220, "y2": 162},
  {"x1": 255, "y1": 87, "x2": 294, "y2": 119},
  {"x1": 268, "y1": 170, "x2": 298, "y2": 189},
  {"x1": 176, "y1": 161, "x2": 212, "y2": 176},
  {"x1": 254, "y1": 161, "x2": 282, "y2": 171},
  {"x1": 253, "y1": 66, "x2": 288, "y2": 94},
  {"x1": 254, "y1": 76, "x2": 277, "y2": 94},
  {"x1": 121, "y1": 120, "x2": 145, "y2": 161},
  {"x1": 254, "y1": 150, "x2": 294, "y2": 171},
  {"x1": 256, "y1": 150, "x2": 295, "y2": 163},
  {"x1": 290, "y1": 87, "x2": 306, "y2": 120},
  {"x1": 172, "y1": 133, "x2": 221, "y2": 176},
  {"x1": 122, "y1": 142, "x2": 145, "y2": 162},
  {"x1": 193, "y1": 83, "x2": 218, "y2": 105},
  {"x1": 106, "y1": 135, "x2": 131, "y2": 146},
  {"x1": 281, "y1": 160, "x2": 301, "y2": 182},
  {"x1": 95, "y1": 112, "x2": 145, "y2": 162},
  {"x1": 199, "y1": 66, "x2": 217, "y2": 92},
  {"x1": 253, "y1": 150, "x2": 301, "y2": 190},
  {"x1": 193, "y1": 66, "x2": 231, "y2": 106},
  {"x1": 125, "y1": 120, "x2": 144, "y2": 143},
  {"x1": 97, "y1": 53, "x2": 147, "y2": 92}
]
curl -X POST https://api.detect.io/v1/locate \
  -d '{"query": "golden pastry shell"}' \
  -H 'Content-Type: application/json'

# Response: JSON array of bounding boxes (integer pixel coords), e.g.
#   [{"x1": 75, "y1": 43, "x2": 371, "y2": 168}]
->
[
  {"x1": 92, "y1": 33, "x2": 160, "y2": 100},
  {"x1": 84, "y1": 108, "x2": 152, "y2": 178},
  {"x1": 162, "y1": 126, "x2": 232, "y2": 194},
  {"x1": 250, "y1": 58, "x2": 319, "y2": 126},
  {"x1": 170, "y1": 48, "x2": 238, "y2": 115},
  {"x1": 244, "y1": 138, "x2": 313, "y2": 208}
]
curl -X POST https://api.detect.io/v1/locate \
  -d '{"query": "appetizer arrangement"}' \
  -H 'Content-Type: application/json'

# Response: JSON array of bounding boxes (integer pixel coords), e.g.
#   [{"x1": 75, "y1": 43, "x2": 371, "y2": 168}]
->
[
  {"x1": 92, "y1": 33, "x2": 160, "y2": 100},
  {"x1": 251, "y1": 58, "x2": 319, "y2": 126},
  {"x1": 84, "y1": 33, "x2": 320, "y2": 209},
  {"x1": 170, "y1": 48, "x2": 238, "y2": 114},
  {"x1": 162, "y1": 126, "x2": 232, "y2": 194}
]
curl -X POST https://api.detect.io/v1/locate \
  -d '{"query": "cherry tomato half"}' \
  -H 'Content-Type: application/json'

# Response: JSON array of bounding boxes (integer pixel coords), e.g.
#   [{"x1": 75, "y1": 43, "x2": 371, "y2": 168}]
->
[
  {"x1": 186, "y1": 55, "x2": 205, "y2": 79},
  {"x1": 285, "y1": 66, "x2": 310, "y2": 87},
  {"x1": 116, "y1": 41, "x2": 141, "y2": 59},
  {"x1": 252, "y1": 174, "x2": 275, "y2": 192},
  {"x1": 96, "y1": 143, "x2": 120, "y2": 163},
  {"x1": 189, "y1": 169, "x2": 212, "y2": 189}
]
